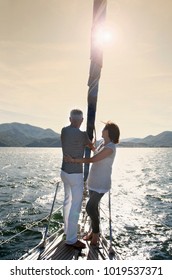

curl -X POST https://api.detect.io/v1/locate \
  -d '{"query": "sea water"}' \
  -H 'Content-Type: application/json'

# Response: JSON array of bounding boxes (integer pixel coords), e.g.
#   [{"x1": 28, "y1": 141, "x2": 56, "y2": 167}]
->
[{"x1": 0, "y1": 147, "x2": 171, "y2": 260}]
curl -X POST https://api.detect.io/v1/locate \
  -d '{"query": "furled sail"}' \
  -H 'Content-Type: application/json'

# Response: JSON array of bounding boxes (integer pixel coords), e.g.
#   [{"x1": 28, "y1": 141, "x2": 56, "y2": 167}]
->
[{"x1": 84, "y1": 0, "x2": 107, "y2": 181}]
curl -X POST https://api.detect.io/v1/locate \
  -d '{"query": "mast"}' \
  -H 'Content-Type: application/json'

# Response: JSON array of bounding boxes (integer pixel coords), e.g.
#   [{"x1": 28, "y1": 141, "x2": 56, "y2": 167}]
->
[{"x1": 84, "y1": 0, "x2": 107, "y2": 181}]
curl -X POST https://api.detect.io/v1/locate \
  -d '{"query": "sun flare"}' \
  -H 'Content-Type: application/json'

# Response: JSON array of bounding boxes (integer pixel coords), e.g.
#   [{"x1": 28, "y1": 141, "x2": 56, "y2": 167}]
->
[{"x1": 93, "y1": 25, "x2": 114, "y2": 48}]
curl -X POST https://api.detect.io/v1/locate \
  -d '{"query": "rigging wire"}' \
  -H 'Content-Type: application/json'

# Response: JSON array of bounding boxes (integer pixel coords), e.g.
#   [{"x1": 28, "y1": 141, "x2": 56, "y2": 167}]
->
[
  {"x1": 42, "y1": 179, "x2": 61, "y2": 247},
  {"x1": 0, "y1": 179, "x2": 62, "y2": 247},
  {"x1": 0, "y1": 204, "x2": 63, "y2": 246}
]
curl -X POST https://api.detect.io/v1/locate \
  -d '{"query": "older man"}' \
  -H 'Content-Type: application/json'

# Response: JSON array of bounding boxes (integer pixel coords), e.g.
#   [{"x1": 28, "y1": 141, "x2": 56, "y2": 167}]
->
[{"x1": 60, "y1": 109, "x2": 94, "y2": 249}]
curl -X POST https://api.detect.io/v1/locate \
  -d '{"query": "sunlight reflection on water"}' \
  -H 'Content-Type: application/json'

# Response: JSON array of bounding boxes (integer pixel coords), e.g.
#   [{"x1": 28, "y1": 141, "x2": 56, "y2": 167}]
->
[{"x1": 0, "y1": 147, "x2": 171, "y2": 260}]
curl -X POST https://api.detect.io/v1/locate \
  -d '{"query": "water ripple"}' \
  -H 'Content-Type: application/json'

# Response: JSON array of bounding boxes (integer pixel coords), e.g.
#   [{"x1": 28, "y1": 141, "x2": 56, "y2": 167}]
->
[{"x1": 0, "y1": 147, "x2": 172, "y2": 260}]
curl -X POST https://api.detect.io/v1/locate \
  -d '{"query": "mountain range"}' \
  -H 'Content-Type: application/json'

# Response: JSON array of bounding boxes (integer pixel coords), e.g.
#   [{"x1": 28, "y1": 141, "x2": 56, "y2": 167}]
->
[
  {"x1": 0, "y1": 122, "x2": 171, "y2": 147},
  {"x1": 0, "y1": 122, "x2": 61, "y2": 147},
  {"x1": 120, "y1": 131, "x2": 172, "y2": 147}
]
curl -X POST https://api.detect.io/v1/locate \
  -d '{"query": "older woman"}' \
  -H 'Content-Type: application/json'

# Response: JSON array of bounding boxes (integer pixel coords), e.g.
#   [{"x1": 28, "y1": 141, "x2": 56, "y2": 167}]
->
[{"x1": 64, "y1": 121, "x2": 120, "y2": 246}]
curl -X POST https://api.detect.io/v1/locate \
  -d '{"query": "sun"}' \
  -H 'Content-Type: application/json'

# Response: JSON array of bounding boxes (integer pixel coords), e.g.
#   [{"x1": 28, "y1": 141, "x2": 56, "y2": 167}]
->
[{"x1": 93, "y1": 25, "x2": 114, "y2": 47}]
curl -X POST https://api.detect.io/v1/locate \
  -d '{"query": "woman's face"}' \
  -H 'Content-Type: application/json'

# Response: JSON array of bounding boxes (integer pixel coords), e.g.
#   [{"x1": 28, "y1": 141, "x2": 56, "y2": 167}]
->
[{"x1": 102, "y1": 128, "x2": 109, "y2": 139}]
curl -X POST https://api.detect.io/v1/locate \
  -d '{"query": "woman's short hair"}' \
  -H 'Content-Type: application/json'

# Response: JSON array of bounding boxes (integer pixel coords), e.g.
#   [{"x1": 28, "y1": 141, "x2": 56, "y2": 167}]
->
[{"x1": 104, "y1": 121, "x2": 120, "y2": 144}]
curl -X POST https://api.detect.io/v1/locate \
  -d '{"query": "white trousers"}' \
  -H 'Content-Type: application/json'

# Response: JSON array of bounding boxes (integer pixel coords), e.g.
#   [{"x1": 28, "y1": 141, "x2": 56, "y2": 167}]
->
[{"x1": 60, "y1": 170, "x2": 84, "y2": 244}]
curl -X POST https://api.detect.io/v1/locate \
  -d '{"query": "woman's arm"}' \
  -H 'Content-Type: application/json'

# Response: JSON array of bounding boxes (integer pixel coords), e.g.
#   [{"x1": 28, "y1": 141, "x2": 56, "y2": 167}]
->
[
  {"x1": 64, "y1": 147, "x2": 113, "y2": 164},
  {"x1": 87, "y1": 141, "x2": 96, "y2": 152}
]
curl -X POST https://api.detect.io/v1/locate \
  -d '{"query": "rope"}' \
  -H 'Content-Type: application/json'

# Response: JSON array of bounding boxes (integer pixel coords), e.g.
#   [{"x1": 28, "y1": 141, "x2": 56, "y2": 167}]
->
[{"x1": 0, "y1": 180, "x2": 62, "y2": 247}]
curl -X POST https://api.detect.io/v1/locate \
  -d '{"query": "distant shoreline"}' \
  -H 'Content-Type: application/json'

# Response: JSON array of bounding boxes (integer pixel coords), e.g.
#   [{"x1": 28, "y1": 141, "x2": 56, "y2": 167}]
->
[{"x1": 0, "y1": 123, "x2": 172, "y2": 147}]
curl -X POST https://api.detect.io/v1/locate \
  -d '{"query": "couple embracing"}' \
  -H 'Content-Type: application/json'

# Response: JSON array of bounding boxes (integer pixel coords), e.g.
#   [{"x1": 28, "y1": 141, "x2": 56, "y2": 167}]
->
[{"x1": 60, "y1": 109, "x2": 120, "y2": 249}]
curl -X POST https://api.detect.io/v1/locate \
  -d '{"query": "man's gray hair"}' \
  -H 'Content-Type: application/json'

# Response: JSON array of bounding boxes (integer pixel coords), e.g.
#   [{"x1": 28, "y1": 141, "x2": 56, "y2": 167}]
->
[{"x1": 70, "y1": 109, "x2": 83, "y2": 120}]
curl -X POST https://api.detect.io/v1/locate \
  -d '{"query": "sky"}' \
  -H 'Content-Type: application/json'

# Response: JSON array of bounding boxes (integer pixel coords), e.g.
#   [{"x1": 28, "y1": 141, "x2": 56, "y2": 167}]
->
[{"x1": 0, "y1": 0, "x2": 172, "y2": 139}]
